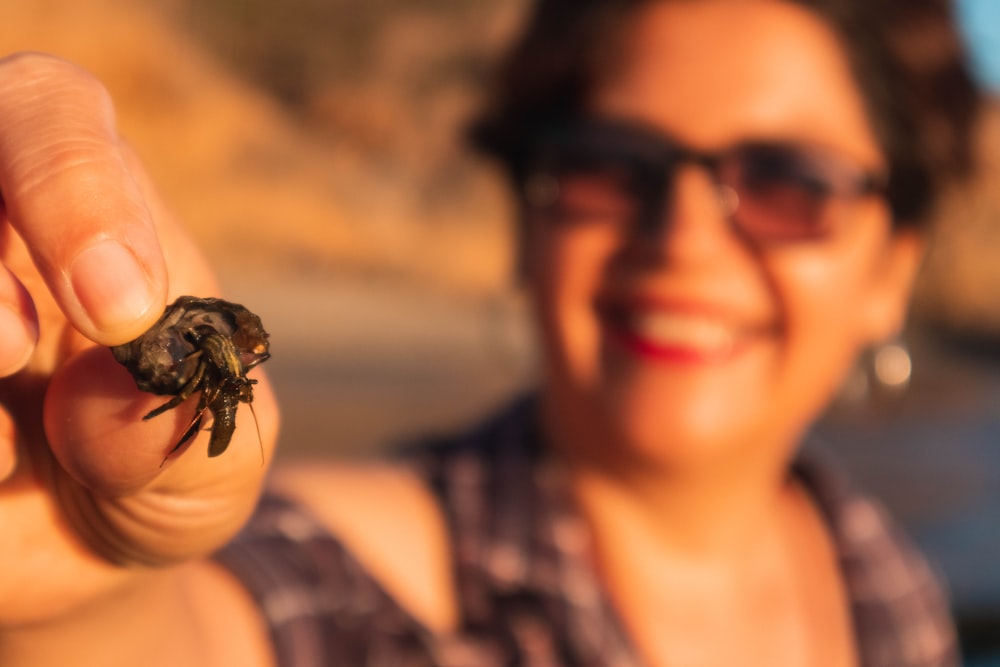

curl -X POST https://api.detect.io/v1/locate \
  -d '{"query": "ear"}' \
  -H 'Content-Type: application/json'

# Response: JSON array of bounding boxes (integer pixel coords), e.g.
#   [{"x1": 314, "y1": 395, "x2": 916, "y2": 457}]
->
[{"x1": 859, "y1": 229, "x2": 925, "y2": 345}]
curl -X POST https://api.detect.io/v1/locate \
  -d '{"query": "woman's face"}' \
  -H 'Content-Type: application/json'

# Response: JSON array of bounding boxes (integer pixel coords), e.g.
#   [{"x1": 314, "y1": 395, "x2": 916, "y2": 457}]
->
[{"x1": 527, "y1": 0, "x2": 923, "y2": 469}]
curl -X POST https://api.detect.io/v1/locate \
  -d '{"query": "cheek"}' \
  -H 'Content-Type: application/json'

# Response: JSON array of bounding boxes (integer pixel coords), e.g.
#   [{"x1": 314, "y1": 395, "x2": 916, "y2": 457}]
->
[
  {"x1": 769, "y1": 248, "x2": 887, "y2": 413},
  {"x1": 526, "y1": 224, "x2": 619, "y2": 390}
]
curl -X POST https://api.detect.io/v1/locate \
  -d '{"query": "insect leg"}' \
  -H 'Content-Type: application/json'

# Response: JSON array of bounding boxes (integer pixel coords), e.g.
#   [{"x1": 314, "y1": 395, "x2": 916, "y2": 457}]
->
[
  {"x1": 161, "y1": 403, "x2": 208, "y2": 466},
  {"x1": 243, "y1": 352, "x2": 271, "y2": 372},
  {"x1": 143, "y1": 360, "x2": 207, "y2": 420}
]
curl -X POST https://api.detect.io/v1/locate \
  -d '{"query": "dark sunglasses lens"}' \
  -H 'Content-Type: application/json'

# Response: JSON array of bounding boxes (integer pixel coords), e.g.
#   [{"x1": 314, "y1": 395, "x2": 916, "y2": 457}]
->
[
  {"x1": 528, "y1": 147, "x2": 651, "y2": 226},
  {"x1": 726, "y1": 145, "x2": 835, "y2": 239}
]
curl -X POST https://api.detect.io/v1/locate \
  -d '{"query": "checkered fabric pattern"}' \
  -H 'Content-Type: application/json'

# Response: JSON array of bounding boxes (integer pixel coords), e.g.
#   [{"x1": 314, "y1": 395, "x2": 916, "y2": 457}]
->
[{"x1": 215, "y1": 397, "x2": 958, "y2": 667}]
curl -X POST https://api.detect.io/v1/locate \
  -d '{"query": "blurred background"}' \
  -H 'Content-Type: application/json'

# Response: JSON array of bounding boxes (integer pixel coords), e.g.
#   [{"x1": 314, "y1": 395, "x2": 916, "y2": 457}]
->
[{"x1": 4, "y1": 0, "x2": 1000, "y2": 661}]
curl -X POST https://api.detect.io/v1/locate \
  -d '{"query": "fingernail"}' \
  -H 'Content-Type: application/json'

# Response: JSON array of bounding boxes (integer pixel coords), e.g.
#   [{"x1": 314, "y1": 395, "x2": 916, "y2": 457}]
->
[
  {"x1": 0, "y1": 303, "x2": 36, "y2": 375},
  {"x1": 70, "y1": 240, "x2": 156, "y2": 333}
]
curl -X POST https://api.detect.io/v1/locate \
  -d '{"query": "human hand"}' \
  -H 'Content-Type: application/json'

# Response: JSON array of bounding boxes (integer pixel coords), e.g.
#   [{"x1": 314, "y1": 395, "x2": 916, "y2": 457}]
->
[{"x1": 0, "y1": 52, "x2": 278, "y2": 628}]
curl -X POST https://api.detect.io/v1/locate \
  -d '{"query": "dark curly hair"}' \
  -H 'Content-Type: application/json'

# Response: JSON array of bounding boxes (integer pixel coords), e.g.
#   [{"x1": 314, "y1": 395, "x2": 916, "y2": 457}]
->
[{"x1": 469, "y1": 0, "x2": 983, "y2": 227}]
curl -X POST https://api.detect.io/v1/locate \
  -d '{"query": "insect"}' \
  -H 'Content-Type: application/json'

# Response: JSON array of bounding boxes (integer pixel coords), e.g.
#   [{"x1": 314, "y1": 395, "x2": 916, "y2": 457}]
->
[{"x1": 111, "y1": 295, "x2": 271, "y2": 462}]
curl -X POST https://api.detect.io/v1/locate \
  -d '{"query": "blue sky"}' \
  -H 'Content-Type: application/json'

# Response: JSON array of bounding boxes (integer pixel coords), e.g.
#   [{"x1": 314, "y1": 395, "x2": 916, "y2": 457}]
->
[{"x1": 957, "y1": 0, "x2": 1000, "y2": 93}]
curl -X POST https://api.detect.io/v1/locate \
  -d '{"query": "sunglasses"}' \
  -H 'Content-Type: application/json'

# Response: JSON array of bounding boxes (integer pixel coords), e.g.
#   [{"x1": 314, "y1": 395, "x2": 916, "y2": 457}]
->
[{"x1": 521, "y1": 119, "x2": 888, "y2": 242}]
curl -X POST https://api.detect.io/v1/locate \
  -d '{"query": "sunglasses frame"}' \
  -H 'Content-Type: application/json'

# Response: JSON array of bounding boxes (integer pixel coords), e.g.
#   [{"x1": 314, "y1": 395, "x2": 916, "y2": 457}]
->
[{"x1": 521, "y1": 118, "x2": 889, "y2": 242}]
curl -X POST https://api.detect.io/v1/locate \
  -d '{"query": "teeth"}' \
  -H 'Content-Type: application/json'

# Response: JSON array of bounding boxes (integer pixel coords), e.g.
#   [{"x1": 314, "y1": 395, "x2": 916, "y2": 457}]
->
[{"x1": 630, "y1": 312, "x2": 736, "y2": 352}]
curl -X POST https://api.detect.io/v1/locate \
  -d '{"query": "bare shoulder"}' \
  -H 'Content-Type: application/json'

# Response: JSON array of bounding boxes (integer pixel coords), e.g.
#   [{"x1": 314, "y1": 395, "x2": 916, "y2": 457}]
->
[{"x1": 269, "y1": 461, "x2": 458, "y2": 632}]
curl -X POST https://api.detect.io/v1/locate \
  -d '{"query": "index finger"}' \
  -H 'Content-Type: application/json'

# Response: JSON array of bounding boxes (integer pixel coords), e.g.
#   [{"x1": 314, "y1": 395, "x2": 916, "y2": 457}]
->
[{"x1": 0, "y1": 52, "x2": 167, "y2": 345}]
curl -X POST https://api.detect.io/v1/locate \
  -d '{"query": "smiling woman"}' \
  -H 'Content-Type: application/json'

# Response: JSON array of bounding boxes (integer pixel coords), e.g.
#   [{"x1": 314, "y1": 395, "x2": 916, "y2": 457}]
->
[
  {"x1": 214, "y1": 1, "x2": 978, "y2": 665},
  {"x1": 521, "y1": 1, "x2": 917, "y2": 477},
  {"x1": 494, "y1": 8, "x2": 935, "y2": 663},
  {"x1": 0, "y1": 1, "x2": 984, "y2": 666}
]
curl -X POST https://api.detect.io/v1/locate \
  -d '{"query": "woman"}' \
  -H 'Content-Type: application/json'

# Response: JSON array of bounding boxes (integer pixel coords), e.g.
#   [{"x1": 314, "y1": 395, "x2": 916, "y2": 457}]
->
[{"x1": 0, "y1": 0, "x2": 980, "y2": 665}]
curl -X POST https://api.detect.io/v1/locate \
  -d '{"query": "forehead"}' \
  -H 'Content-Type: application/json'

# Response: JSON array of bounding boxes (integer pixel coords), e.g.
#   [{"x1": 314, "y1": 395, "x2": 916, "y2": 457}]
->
[{"x1": 589, "y1": 0, "x2": 882, "y2": 163}]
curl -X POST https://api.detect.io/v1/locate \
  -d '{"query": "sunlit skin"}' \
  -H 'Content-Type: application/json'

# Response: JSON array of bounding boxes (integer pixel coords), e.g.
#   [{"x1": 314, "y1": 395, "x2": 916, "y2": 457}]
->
[{"x1": 524, "y1": 1, "x2": 924, "y2": 665}]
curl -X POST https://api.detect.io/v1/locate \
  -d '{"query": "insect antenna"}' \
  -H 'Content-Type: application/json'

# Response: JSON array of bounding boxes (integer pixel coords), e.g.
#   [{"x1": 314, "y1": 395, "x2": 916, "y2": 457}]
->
[{"x1": 248, "y1": 401, "x2": 265, "y2": 466}]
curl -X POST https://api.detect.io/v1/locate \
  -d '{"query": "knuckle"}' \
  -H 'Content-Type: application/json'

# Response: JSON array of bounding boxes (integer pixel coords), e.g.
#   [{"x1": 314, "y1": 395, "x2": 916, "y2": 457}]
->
[
  {"x1": 0, "y1": 54, "x2": 123, "y2": 212},
  {"x1": 1, "y1": 51, "x2": 88, "y2": 83},
  {"x1": 0, "y1": 50, "x2": 67, "y2": 74},
  {"x1": 0, "y1": 51, "x2": 114, "y2": 117}
]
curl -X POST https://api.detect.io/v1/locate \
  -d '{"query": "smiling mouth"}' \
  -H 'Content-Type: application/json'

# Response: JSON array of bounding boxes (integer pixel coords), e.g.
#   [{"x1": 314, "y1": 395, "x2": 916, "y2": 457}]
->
[
  {"x1": 634, "y1": 310, "x2": 736, "y2": 349},
  {"x1": 601, "y1": 303, "x2": 748, "y2": 362}
]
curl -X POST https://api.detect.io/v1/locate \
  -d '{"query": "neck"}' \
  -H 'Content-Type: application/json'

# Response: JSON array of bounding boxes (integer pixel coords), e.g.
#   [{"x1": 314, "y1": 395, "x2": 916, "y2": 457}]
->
[
  {"x1": 568, "y1": 455, "x2": 794, "y2": 565},
  {"x1": 541, "y1": 407, "x2": 801, "y2": 564}
]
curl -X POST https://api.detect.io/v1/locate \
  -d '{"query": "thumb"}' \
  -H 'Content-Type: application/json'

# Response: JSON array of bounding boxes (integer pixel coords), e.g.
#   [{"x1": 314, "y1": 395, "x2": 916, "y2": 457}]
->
[{"x1": 0, "y1": 52, "x2": 167, "y2": 345}]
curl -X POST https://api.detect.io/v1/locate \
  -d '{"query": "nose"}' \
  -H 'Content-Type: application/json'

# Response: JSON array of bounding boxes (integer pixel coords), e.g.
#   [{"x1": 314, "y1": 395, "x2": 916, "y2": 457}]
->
[{"x1": 636, "y1": 165, "x2": 745, "y2": 264}]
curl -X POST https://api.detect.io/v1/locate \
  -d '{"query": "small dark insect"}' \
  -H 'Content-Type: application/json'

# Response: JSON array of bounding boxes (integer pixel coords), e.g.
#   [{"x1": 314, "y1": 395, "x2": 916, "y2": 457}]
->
[{"x1": 111, "y1": 295, "x2": 271, "y2": 463}]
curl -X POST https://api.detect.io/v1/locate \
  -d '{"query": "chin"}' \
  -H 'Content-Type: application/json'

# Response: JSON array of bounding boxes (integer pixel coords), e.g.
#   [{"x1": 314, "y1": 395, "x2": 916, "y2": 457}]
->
[
  {"x1": 606, "y1": 409, "x2": 738, "y2": 472},
  {"x1": 556, "y1": 380, "x2": 740, "y2": 473}
]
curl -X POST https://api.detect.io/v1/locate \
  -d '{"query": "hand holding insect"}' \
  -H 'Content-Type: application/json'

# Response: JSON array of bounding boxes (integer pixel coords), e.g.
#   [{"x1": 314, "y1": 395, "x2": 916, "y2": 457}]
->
[{"x1": 0, "y1": 52, "x2": 278, "y2": 646}]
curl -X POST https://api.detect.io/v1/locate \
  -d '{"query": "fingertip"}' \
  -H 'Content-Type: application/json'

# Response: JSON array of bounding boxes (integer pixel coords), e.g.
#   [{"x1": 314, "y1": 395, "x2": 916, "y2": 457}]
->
[
  {"x1": 0, "y1": 408, "x2": 17, "y2": 483},
  {"x1": 0, "y1": 268, "x2": 39, "y2": 376},
  {"x1": 0, "y1": 301, "x2": 38, "y2": 376},
  {"x1": 68, "y1": 238, "x2": 166, "y2": 345}
]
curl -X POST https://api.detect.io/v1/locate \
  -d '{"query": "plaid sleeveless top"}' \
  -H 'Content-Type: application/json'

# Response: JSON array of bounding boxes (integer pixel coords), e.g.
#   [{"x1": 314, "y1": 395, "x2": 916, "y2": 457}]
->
[{"x1": 215, "y1": 396, "x2": 958, "y2": 666}]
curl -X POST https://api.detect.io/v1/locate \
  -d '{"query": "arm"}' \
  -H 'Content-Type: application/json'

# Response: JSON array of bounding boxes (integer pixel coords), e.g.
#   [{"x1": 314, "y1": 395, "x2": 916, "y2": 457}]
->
[{"x1": 0, "y1": 52, "x2": 277, "y2": 666}]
